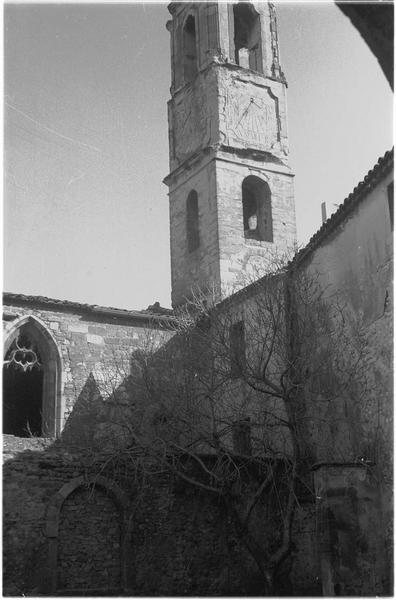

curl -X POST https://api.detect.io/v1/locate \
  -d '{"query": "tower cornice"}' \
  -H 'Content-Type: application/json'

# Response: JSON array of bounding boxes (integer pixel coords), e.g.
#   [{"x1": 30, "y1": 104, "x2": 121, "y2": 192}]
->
[
  {"x1": 170, "y1": 57, "x2": 287, "y2": 100},
  {"x1": 164, "y1": 145, "x2": 293, "y2": 189}
]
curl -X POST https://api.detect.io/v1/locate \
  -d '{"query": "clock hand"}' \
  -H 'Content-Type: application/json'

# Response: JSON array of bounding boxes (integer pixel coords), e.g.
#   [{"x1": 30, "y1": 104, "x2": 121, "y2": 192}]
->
[
  {"x1": 183, "y1": 110, "x2": 191, "y2": 126},
  {"x1": 235, "y1": 98, "x2": 255, "y2": 128}
]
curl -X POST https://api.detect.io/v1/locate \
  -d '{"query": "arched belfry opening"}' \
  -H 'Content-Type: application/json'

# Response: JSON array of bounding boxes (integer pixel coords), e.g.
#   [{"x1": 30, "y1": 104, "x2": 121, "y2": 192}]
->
[
  {"x1": 3, "y1": 316, "x2": 62, "y2": 438},
  {"x1": 242, "y1": 176, "x2": 273, "y2": 242},
  {"x1": 233, "y1": 3, "x2": 263, "y2": 73},
  {"x1": 183, "y1": 14, "x2": 198, "y2": 83}
]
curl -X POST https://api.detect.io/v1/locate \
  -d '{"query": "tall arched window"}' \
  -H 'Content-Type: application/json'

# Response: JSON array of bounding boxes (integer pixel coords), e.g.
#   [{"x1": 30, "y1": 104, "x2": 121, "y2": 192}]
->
[
  {"x1": 242, "y1": 176, "x2": 273, "y2": 242},
  {"x1": 186, "y1": 190, "x2": 200, "y2": 252},
  {"x1": 183, "y1": 15, "x2": 198, "y2": 83},
  {"x1": 3, "y1": 316, "x2": 62, "y2": 437},
  {"x1": 233, "y1": 3, "x2": 263, "y2": 73}
]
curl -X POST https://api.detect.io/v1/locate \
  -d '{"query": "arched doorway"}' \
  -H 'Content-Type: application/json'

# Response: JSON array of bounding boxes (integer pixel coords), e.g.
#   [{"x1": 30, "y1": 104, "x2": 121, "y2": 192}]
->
[
  {"x1": 3, "y1": 316, "x2": 63, "y2": 437},
  {"x1": 45, "y1": 476, "x2": 130, "y2": 595}
]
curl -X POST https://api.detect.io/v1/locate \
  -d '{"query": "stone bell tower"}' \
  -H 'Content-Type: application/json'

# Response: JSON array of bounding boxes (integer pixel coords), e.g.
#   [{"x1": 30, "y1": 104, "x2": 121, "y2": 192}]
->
[{"x1": 164, "y1": 1, "x2": 296, "y2": 307}]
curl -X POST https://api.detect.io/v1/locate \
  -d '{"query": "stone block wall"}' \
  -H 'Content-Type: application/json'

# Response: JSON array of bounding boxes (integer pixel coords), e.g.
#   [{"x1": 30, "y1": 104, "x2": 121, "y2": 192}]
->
[
  {"x1": 3, "y1": 295, "x2": 175, "y2": 437},
  {"x1": 167, "y1": 154, "x2": 221, "y2": 306},
  {"x1": 215, "y1": 153, "x2": 296, "y2": 294}
]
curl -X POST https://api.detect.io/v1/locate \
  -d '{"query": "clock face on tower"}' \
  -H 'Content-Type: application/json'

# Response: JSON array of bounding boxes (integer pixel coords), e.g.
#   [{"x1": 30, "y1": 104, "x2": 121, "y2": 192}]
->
[{"x1": 225, "y1": 83, "x2": 280, "y2": 151}]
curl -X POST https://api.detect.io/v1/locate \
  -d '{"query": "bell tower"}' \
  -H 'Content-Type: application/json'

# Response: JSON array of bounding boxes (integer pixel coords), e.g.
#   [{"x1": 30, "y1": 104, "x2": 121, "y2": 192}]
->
[{"x1": 164, "y1": 1, "x2": 296, "y2": 307}]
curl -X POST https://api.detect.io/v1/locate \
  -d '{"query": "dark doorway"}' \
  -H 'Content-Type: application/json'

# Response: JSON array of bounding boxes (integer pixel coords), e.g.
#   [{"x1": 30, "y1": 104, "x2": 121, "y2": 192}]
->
[{"x1": 3, "y1": 343, "x2": 44, "y2": 437}]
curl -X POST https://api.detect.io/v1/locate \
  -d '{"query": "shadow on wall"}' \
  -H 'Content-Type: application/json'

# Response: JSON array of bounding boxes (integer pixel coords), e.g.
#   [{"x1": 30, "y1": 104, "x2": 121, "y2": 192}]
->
[
  {"x1": 2, "y1": 435, "x2": 130, "y2": 596},
  {"x1": 3, "y1": 371, "x2": 284, "y2": 597}
]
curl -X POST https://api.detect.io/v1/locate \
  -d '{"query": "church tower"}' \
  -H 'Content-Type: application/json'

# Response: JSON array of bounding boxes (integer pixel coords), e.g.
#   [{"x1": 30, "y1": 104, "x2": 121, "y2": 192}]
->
[{"x1": 164, "y1": 1, "x2": 296, "y2": 307}]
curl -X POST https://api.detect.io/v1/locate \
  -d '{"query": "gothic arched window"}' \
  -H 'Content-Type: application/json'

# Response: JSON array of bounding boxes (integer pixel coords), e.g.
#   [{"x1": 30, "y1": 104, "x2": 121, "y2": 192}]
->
[
  {"x1": 183, "y1": 15, "x2": 198, "y2": 83},
  {"x1": 242, "y1": 176, "x2": 273, "y2": 242},
  {"x1": 3, "y1": 316, "x2": 62, "y2": 438},
  {"x1": 186, "y1": 190, "x2": 200, "y2": 252},
  {"x1": 233, "y1": 3, "x2": 263, "y2": 73}
]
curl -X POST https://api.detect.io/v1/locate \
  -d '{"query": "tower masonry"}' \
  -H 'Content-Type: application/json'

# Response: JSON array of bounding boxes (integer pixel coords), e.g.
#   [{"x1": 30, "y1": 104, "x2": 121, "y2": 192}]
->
[{"x1": 164, "y1": 1, "x2": 297, "y2": 307}]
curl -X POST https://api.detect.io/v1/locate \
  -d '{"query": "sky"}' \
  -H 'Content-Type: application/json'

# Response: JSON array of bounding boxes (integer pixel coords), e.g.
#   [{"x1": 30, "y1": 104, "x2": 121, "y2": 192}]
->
[{"x1": 4, "y1": 2, "x2": 393, "y2": 310}]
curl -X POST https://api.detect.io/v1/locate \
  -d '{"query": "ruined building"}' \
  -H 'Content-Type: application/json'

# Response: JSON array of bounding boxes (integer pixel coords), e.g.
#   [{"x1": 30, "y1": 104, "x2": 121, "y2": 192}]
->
[{"x1": 3, "y1": 2, "x2": 393, "y2": 597}]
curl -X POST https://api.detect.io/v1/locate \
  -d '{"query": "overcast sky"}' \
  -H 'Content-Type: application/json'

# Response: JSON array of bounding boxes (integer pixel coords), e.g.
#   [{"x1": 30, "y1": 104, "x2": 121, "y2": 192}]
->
[{"x1": 4, "y1": 2, "x2": 393, "y2": 310}]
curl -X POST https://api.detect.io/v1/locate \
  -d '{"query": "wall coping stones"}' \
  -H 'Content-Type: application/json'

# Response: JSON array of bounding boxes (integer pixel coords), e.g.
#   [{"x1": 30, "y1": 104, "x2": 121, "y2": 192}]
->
[{"x1": 3, "y1": 293, "x2": 176, "y2": 328}]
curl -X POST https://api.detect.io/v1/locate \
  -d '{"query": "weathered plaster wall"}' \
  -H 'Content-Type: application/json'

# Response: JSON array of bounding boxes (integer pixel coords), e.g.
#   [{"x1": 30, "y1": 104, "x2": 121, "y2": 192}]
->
[
  {"x1": 314, "y1": 464, "x2": 390, "y2": 596},
  {"x1": 167, "y1": 2, "x2": 282, "y2": 94},
  {"x1": 301, "y1": 171, "x2": 392, "y2": 463},
  {"x1": 168, "y1": 64, "x2": 289, "y2": 173},
  {"x1": 168, "y1": 66, "x2": 219, "y2": 170},
  {"x1": 297, "y1": 168, "x2": 393, "y2": 594}
]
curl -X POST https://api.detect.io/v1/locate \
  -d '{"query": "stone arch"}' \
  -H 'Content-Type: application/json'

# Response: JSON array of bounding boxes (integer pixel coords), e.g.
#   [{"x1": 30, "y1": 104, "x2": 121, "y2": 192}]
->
[
  {"x1": 3, "y1": 315, "x2": 64, "y2": 437},
  {"x1": 233, "y1": 3, "x2": 263, "y2": 72},
  {"x1": 183, "y1": 13, "x2": 198, "y2": 83},
  {"x1": 242, "y1": 175, "x2": 273, "y2": 242},
  {"x1": 44, "y1": 475, "x2": 130, "y2": 595}
]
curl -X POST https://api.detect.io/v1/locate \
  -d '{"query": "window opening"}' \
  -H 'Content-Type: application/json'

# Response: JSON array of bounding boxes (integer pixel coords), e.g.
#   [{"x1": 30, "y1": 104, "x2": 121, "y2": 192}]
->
[
  {"x1": 183, "y1": 15, "x2": 198, "y2": 83},
  {"x1": 186, "y1": 190, "x2": 200, "y2": 252},
  {"x1": 3, "y1": 318, "x2": 62, "y2": 438},
  {"x1": 233, "y1": 3, "x2": 263, "y2": 73},
  {"x1": 232, "y1": 418, "x2": 252, "y2": 456},
  {"x1": 387, "y1": 181, "x2": 393, "y2": 231},
  {"x1": 230, "y1": 321, "x2": 245, "y2": 378},
  {"x1": 242, "y1": 176, "x2": 273, "y2": 242},
  {"x1": 3, "y1": 334, "x2": 43, "y2": 437}
]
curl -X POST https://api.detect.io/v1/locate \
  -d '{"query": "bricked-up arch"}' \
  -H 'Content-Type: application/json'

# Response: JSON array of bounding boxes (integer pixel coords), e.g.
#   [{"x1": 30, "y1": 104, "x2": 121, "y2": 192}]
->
[
  {"x1": 186, "y1": 190, "x2": 200, "y2": 252},
  {"x1": 242, "y1": 176, "x2": 273, "y2": 242},
  {"x1": 233, "y1": 3, "x2": 263, "y2": 73},
  {"x1": 183, "y1": 15, "x2": 198, "y2": 83},
  {"x1": 44, "y1": 476, "x2": 130, "y2": 595},
  {"x1": 3, "y1": 315, "x2": 63, "y2": 437}
]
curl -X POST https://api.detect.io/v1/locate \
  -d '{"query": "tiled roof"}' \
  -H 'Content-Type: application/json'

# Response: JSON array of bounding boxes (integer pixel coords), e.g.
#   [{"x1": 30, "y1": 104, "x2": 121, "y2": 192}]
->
[
  {"x1": 3, "y1": 292, "x2": 175, "y2": 325},
  {"x1": 291, "y1": 148, "x2": 394, "y2": 267}
]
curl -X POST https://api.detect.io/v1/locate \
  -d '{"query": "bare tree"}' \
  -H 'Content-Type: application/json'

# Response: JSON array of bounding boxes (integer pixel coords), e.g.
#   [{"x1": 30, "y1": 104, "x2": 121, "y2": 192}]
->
[{"x1": 74, "y1": 262, "x2": 372, "y2": 594}]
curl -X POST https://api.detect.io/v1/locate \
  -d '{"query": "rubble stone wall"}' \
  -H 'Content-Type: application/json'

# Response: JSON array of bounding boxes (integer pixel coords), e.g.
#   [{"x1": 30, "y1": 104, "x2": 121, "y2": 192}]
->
[{"x1": 3, "y1": 437, "x2": 319, "y2": 596}]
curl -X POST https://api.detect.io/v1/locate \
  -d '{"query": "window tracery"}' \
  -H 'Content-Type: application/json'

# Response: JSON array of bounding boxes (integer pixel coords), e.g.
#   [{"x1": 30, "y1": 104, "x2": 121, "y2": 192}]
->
[{"x1": 4, "y1": 334, "x2": 42, "y2": 372}]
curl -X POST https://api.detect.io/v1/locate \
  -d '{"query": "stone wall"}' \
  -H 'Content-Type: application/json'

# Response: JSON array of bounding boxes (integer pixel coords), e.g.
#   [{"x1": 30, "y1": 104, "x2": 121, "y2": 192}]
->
[
  {"x1": 3, "y1": 295, "x2": 175, "y2": 437},
  {"x1": 3, "y1": 436, "x2": 318, "y2": 596}
]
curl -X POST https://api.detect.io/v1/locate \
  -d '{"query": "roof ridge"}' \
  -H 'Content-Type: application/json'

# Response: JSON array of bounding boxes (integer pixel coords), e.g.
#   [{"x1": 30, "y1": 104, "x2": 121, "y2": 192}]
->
[
  {"x1": 3, "y1": 292, "x2": 175, "y2": 322},
  {"x1": 291, "y1": 147, "x2": 393, "y2": 267}
]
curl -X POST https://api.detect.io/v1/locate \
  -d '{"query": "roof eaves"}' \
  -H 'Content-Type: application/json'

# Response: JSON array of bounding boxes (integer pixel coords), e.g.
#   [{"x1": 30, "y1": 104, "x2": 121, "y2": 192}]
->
[
  {"x1": 3, "y1": 292, "x2": 176, "y2": 326},
  {"x1": 290, "y1": 148, "x2": 393, "y2": 268}
]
